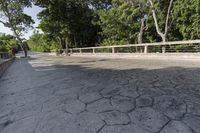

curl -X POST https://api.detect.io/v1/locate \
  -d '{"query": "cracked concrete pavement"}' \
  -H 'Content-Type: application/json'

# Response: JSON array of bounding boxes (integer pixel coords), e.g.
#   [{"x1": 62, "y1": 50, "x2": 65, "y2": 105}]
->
[{"x1": 0, "y1": 52, "x2": 200, "y2": 133}]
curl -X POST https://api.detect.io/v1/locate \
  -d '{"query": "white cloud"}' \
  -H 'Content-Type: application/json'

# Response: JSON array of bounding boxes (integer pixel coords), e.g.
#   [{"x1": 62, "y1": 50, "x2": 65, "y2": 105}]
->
[{"x1": 0, "y1": 23, "x2": 13, "y2": 35}]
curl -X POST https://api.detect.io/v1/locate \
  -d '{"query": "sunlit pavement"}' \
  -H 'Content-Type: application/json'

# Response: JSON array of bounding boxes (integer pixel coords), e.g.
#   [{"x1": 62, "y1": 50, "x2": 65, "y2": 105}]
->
[{"x1": 0, "y1": 52, "x2": 200, "y2": 133}]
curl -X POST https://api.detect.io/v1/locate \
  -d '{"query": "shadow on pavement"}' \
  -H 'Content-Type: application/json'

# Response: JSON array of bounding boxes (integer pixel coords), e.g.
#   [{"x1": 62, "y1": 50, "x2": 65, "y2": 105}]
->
[{"x1": 0, "y1": 58, "x2": 200, "y2": 133}]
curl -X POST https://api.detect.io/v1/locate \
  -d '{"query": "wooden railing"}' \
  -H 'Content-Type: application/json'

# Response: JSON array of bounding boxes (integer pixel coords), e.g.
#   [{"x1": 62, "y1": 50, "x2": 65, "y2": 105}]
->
[{"x1": 65, "y1": 40, "x2": 200, "y2": 54}]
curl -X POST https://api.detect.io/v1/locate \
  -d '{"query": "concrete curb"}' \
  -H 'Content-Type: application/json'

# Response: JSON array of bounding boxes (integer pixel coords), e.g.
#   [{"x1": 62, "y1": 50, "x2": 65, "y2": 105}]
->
[
  {"x1": 70, "y1": 53, "x2": 200, "y2": 61},
  {"x1": 0, "y1": 58, "x2": 15, "y2": 77}
]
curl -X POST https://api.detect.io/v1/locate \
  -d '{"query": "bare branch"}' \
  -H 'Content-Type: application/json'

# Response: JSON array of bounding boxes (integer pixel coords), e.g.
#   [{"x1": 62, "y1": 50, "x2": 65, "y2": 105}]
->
[
  {"x1": 138, "y1": 18, "x2": 145, "y2": 44},
  {"x1": 0, "y1": 20, "x2": 5, "y2": 25},
  {"x1": 165, "y1": 0, "x2": 174, "y2": 35},
  {"x1": 148, "y1": 0, "x2": 165, "y2": 38}
]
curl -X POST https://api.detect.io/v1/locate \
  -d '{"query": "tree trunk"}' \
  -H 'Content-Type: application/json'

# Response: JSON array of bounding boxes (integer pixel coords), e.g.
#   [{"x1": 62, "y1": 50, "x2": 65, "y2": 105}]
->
[
  {"x1": 18, "y1": 39, "x2": 27, "y2": 57},
  {"x1": 161, "y1": 35, "x2": 166, "y2": 53},
  {"x1": 23, "y1": 43, "x2": 28, "y2": 57},
  {"x1": 13, "y1": 30, "x2": 28, "y2": 57},
  {"x1": 74, "y1": 36, "x2": 77, "y2": 48},
  {"x1": 58, "y1": 37, "x2": 65, "y2": 54},
  {"x1": 65, "y1": 37, "x2": 69, "y2": 56},
  {"x1": 57, "y1": 37, "x2": 62, "y2": 54},
  {"x1": 149, "y1": 1, "x2": 165, "y2": 41},
  {"x1": 148, "y1": 0, "x2": 174, "y2": 53},
  {"x1": 138, "y1": 18, "x2": 145, "y2": 44}
]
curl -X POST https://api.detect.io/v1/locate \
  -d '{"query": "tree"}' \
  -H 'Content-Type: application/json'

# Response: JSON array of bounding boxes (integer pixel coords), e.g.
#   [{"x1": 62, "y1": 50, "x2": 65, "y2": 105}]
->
[
  {"x1": 97, "y1": 0, "x2": 141, "y2": 45},
  {"x1": 32, "y1": 0, "x2": 198, "y2": 52},
  {"x1": 0, "y1": 0, "x2": 34, "y2": 57},
  {"x1": 36, "y1": 0, "x2": 70, "y2": 54},
  {"x1": 36, "y1": 0, "x2": 100, "y2": 55},
  {"x1": 125, "y1": 0, "x2": 150, "y2": 44},
  {"x1": 148, "y1": 0, "x2": 174, "y2": 52}
]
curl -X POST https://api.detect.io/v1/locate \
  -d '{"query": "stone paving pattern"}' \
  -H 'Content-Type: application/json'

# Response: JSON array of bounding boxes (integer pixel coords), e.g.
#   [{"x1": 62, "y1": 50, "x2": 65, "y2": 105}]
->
[{"x1": 0, "y1": 53, "x2": 200, "y2": 133}]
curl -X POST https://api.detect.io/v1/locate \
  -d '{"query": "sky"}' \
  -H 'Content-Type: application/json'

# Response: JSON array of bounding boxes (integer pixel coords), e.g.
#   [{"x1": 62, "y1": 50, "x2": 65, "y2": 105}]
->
[{"x1": 0, "y1": 5, "x2": 43, "y2": 39}]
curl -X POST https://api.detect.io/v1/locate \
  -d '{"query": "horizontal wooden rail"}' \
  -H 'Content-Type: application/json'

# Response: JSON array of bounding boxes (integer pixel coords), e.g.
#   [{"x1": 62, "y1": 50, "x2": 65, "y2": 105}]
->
[
  {"x1": 62, "y1": 40, "x2": 200, "y2": 54},
  {"x1": 71, "y1": 40, "x2": 200, "y2": 50}
]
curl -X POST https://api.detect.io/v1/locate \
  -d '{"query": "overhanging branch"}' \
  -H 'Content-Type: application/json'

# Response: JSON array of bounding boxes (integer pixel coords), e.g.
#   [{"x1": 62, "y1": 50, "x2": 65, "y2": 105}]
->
[
  {"x1": 165, "y1": 0, "x2": 174, "y2": 35},
  {"x1": 148, "y1": 0, "x2": 164, "y2": 37},
  {"x1": 0, "y1": 19, "x2": 7, "y2": 25}
]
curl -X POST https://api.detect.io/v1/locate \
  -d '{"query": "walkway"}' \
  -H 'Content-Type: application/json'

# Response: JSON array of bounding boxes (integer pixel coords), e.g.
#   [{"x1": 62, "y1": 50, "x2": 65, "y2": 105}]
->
[{"x1": 0, "y1": 53, "x2": 200, "y2": 133}]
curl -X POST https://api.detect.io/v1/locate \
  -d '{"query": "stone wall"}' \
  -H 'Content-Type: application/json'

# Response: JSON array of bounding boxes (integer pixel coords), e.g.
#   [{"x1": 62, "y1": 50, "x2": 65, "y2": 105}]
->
[{"x1": 0, "y1": 58, "x2": 14, "y2": 77}]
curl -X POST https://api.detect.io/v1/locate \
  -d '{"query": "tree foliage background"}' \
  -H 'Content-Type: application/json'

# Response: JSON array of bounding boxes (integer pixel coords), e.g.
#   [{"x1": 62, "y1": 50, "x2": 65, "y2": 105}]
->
[
  {"x1": 1, "y1": 0, "x2": 199, "y2": 53},
  {"x1": 0, "y1": 33, "x2": 18, "y2": 53}
]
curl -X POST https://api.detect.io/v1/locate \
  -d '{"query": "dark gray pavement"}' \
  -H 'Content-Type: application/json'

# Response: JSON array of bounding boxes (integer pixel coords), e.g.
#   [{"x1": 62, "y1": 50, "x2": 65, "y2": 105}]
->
[{"x1": 0, "y1": 53, "x2": 200, "y2": 133}]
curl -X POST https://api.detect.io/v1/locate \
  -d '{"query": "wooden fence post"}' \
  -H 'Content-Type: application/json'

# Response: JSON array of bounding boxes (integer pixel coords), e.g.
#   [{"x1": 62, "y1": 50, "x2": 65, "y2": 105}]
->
[
  {"x1": 93, "y1": 48, "x2": 95, "y2": 54},
  {"x1": 112, "y1": 47, "x2": 115, "y2": 53},
  {"x1": 162, "y1": 46, "x2": 166, "y2": 53},
  {"x1": 144, "y1": 45, "x2": 148, "y2": 54}
]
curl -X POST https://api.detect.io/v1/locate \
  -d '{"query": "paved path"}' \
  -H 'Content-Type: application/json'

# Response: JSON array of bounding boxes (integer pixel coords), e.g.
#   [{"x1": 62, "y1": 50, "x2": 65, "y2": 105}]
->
[{"x1": 0, "y1": 53, "x2": 200, "y2": 133}]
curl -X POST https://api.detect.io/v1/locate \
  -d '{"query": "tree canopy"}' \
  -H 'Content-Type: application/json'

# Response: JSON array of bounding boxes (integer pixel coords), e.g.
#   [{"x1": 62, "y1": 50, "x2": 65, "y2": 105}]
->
[
  {"x1": 25, "y1": 0, "x2": 200, "y2": 52},
  {"x1": 27, "y1": 32, "x2": 59, "y2": 52}
]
